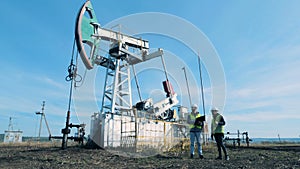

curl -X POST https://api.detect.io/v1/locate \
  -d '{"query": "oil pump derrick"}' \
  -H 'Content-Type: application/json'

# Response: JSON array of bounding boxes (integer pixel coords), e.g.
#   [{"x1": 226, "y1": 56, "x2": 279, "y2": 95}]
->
[
  {"x1": 72, "y1": 1, "x2": 184, "y2": 150},
  {"x1": 75, "y1": 1, "x2": 155, "y2": 148}
]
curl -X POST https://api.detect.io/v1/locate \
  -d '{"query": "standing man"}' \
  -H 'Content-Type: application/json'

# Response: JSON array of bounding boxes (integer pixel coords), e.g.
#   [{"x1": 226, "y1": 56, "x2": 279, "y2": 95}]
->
[
  {"x1": 211, "y1": 107, "x2": 229, "y2": 160},
  {"x1": 187, "y1": 104, "x2": 204, "y2": 159}
]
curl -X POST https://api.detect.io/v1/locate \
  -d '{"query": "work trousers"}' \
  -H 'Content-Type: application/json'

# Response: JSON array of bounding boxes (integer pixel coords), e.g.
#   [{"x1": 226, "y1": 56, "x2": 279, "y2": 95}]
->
[
  {"x1": 190, "y1": 131, "x2": 202, "y2": 155},
  {"x1": 214, "y1": 133, "x2": 228, "y2": 157}
]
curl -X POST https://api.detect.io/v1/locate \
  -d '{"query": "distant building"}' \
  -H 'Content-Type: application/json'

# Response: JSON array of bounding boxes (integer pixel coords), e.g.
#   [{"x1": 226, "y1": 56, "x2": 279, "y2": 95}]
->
[
  {"x1": 4, "y1": 130, "x2": 23, "y2": 143},
  {"x1": 3, "y1": 117, "x2": 23, "y2": 143}
]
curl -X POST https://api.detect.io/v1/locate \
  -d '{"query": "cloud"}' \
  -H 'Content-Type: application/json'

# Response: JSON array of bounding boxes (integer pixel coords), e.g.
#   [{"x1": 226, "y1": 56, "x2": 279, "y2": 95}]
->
[
  {"x1": 42, "y1": 77, "x2": 66, "y2": 89},
  {"x1": 231, "y1": 82, "x2": 300, "y2": 101},
  {"x1": 227, "y1": 111, "x2": 300, "y2": 122},
  {"x1": 224, "y1": 42, "x2": 300, "y2": 130}
]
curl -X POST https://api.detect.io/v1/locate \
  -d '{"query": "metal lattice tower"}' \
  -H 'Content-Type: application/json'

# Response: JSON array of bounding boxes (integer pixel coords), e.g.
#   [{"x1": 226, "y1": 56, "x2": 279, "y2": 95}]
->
[
  {"x1": 100, "y1": 54, "x2": 134, "y2": 148},
  {"x1": 101, "y1": 56, "x2": 132, "y2": 116}
]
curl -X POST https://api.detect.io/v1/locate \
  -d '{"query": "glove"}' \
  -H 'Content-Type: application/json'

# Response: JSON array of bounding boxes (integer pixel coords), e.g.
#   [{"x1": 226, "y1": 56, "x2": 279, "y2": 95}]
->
[
  {"x1": 194, "y1": 121, "x2": 202, "y2": 126},
  {"x1": 211, "y1": 134, "x2": 214, "y2": 140}
]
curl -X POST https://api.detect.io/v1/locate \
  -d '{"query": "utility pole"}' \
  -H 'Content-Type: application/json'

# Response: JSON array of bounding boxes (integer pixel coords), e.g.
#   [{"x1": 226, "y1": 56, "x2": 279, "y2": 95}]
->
[{"x1": 35, "y1": 101, "x2": 51, "y2": 141}]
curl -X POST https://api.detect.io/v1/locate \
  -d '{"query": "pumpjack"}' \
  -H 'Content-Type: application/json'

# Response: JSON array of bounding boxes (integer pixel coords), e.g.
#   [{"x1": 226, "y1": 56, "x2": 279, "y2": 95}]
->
[{"x1": 53, "y1": 1, "x2": 181, "y2": 149}]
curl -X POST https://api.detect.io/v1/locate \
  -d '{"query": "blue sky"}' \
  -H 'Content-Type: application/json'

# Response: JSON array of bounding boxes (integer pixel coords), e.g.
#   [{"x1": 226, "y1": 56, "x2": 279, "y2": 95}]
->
[{"x1": 0, "y1": 0, "x2": 300, "y2": 138}]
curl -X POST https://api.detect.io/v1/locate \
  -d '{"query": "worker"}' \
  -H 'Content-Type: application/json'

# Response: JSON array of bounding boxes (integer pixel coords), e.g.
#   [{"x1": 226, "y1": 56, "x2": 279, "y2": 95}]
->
[
  {"x1": 210, "y1": 107, "x2": 229, "y2": 160},
  {"x1": 187, "y1": 104, "x2": 204, "y2": 159}
]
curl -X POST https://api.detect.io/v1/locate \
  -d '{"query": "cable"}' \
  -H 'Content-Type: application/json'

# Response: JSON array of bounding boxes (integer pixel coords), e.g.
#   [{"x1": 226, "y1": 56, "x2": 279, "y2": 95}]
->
[
  {"x1": 74, "y1": 69, "x2": 86, "y2": 88},
  {"x1": 73, "y1": 49, "x2": 85, "y2": 88}
]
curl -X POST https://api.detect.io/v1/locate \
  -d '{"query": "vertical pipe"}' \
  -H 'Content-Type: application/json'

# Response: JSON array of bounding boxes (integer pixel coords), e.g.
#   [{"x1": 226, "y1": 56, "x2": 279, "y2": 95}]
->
[
  {"x1": 62, "y1": 75, "x2": 73, "y2": 149},
  {"x1": 62, "y1": 39, "x2": 76, "y2": 149},
  {"x1": 198, "y1": 53, "x2": 206, "y2": 116}
]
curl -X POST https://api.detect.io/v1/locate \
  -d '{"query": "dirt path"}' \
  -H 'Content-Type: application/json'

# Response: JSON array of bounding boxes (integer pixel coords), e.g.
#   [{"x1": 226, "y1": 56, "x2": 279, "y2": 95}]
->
[{"x1": 0, "y1": 144, "x2": 299, "y2": 169}]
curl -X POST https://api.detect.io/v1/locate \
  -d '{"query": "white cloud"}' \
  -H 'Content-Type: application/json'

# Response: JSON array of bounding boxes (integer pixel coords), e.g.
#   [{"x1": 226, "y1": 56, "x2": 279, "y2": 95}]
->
[
  {"x1": 42, "y1": 77, "x2": 66, "y2": 89},
  {"x1": 224, "y1": 42, "x2": 300, "y2": 134},
  {"x1": 227, "y1": 111, "x2": 300, "y2": 122}
]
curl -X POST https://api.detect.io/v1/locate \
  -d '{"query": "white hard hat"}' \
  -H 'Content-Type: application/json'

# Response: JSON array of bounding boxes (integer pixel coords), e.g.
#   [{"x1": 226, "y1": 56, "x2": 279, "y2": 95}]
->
[
  {"x1": 211, "y1": 107, "x2": 219, "y2": 111},
  {"x1": 191, "y1": 104, "x2": 198, "y2": 108}
]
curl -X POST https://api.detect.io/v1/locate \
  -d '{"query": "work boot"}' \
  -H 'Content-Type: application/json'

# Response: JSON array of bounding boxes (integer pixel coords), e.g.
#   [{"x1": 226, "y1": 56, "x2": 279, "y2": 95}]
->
[
  {"x1": 225, "y1": 155, "x2": 230, "y2": 161},
  {"x1": 199, "y1": 155, "x2": 204, "y2": 159},
  {"x1": 215, "y1": 156, "x2": 222, "y2": 160},
  {"x1": 190, "y1": 154, "x2": 194, "y2": 159}
]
